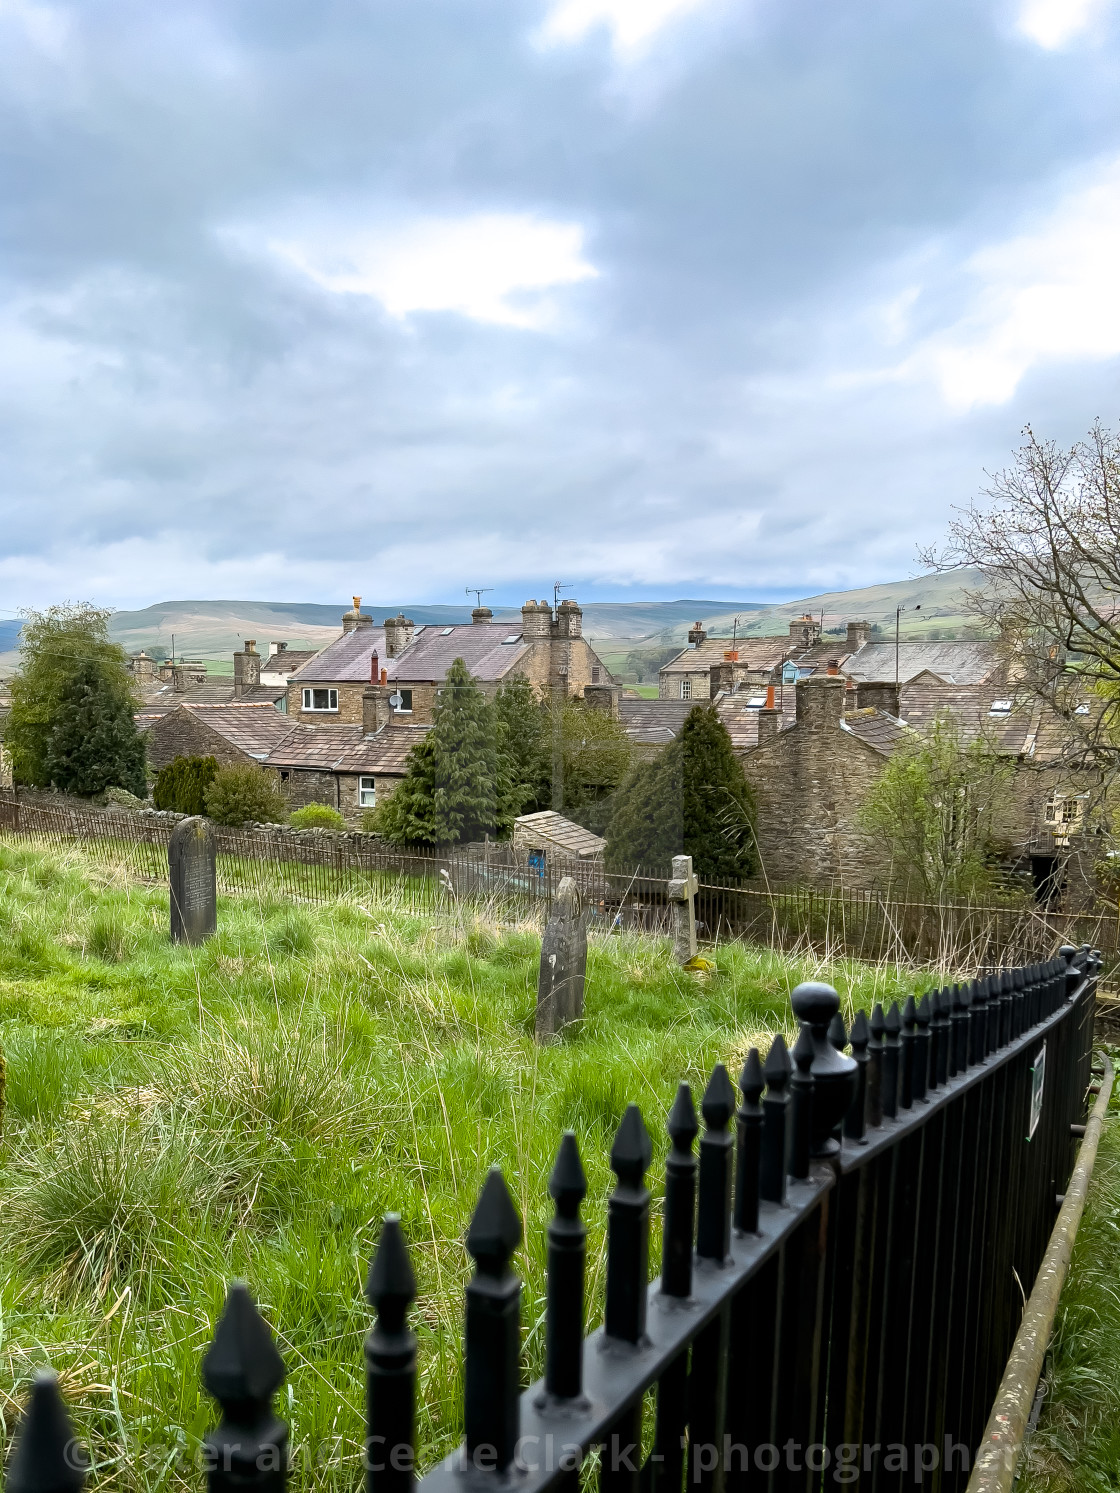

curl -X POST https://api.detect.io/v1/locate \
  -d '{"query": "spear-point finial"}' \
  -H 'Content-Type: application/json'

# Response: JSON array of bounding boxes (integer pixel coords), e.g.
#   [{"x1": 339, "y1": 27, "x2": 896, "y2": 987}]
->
[
  {"x1": 366, "y1": 1215, "x2": 417, "y2": 1334},
  {"x1": 701, "y1": 1063, "x2": 736, "y2": 1130},
  {"x1": 610, "y1": 1103, "x2": 653, "y2": 1186},
  {"x1": 764, "y1": 1032, "x2": 791, "y2": 1089},
  {"x1": 828, "y1": 1011, "x2": 848, "y2": 1050},
  {"x1": 549, "y1": 1131, "x2": 588, "y2": 1216},
  {"x1": 202, "y1": 1281, "x2": 286, "y2": 1407},
  {"x1": 667, "y1": 1082, "x2": 699, "y2": 1150},
  {"x1": 849, "y1": 1009, "x2": 870, "y2": 1052},
  {"x1": 7, "y1": 1370, "x2": 88, "y2": 1493},
  {"x1": 466, "y1": 1168, "x2": 522, "y2": 1273}
]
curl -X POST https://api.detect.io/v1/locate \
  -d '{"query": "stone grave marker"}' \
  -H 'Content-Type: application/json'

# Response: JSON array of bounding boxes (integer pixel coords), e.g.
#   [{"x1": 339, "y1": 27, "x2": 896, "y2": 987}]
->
[
  {"x1": 535, "y1": 876, "x2": 587, "y2": 1040},
  {"x1": 668, "y1": 853, "x2": 698, "y2": 965},
  {"x1": 169, "y1": 815, "x2": 217, "y2": 944}
]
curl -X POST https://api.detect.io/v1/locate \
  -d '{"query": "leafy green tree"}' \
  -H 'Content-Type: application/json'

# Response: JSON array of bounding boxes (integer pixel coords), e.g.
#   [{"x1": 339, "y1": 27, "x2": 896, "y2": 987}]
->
[
  {"x1": 606, "y1": 706, "x2": 757, "y2": 879},
  {"x1": 204, "y1": 763, "x2": 287, "y2": 827},
  {"x1": 153, "y1": 756, "x2": 218, "y2": 814},
  {"x1": 5, "y1": 604, "x2": 139, "y2": 788},
  {"x1": 42, "y1": 657, "x2": 147, "y2": 799},
  {"x1": 860, "y1": 714, "x2": 1016, "y2": 901}
]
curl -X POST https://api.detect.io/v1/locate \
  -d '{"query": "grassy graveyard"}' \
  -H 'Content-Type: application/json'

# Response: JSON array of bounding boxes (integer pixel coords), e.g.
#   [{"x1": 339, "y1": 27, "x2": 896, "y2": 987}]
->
[{"x1": 0, "y1": 837, "x2": 939, "y2": 1491}]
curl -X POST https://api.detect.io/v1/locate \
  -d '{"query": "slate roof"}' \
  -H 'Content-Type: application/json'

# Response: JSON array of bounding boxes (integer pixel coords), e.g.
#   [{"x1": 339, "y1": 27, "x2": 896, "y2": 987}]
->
[
  {"x1": 290, "y1": 622, "x2": 537, "y2": 685},
  {"x1": 136, "y1": 681, "x2": 287, "y2": 721},
  {"x1": 840, "y1": 709, "x2": 912, "y2": 757},
  {"x1": 716, "y1": 693, "x2": 797, "y2": 750},
  {"x1": 138, "y1": 702, "x2": 298, "y2": 758},
  {"x1": 265, "y1": 722, "x2": 431, "y2": 775},
  {"x1": 290, "y1": 629, "x2": 389, "y2": 683},
  {"x1": 388, "y1": 624, "x2": 532, "y2": 683},
  {"x1": 660, "y1": 636, "x2": 791, "y2": 674},
  {"x1": 512, "y1": 811, "x2": 606, "y2": 859},
  {"x1": 260, "y1": 649, "x2": 321, "y2": 678},
  {"x1": 619, "y1": 698, "x2": 694, "y2": 744},
  {"x1": 843, "y1": 640, "x2": 1001, "y2": 686}
]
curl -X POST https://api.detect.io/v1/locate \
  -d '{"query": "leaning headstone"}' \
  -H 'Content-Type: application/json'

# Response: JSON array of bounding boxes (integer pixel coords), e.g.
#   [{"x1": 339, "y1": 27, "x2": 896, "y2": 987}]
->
[
  {"x1": 169, "y1": 815, "x2": 217, "y2": 944},
  {"x1": 535, "y1": 876, "x2": 587, "y2": 1040},
  {"x1": 668, "y1": 853, "x2": 698, "y2": 965}
]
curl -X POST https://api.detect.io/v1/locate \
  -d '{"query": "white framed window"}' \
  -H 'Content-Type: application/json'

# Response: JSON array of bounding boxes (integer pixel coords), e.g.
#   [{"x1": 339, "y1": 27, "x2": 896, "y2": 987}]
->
[
  {"x1": 302, "y1": 687, "x2": 338, "y2": 712},
  {"x1": 1045, "y1": 793, "x2": 1087, "y2": 830},
  {"x1": 359, "y1": 776, "x2": 377, "y2": 808},
  {"x1": 394, "y1": 688, "x2": 413, "y2": 714},
  {"x1": 680, "y1": 678, "x2": 692, "y2": 700}
]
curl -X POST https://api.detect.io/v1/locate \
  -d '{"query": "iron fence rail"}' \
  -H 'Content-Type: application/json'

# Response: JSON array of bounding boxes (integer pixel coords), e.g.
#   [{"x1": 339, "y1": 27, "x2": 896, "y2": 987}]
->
[
  {"x1": 5, "y1": 949, "x2": 1100, "y2": 1493},
  {"x1": 1, "y1": 790, "x2": 1116, "y2": 966}
]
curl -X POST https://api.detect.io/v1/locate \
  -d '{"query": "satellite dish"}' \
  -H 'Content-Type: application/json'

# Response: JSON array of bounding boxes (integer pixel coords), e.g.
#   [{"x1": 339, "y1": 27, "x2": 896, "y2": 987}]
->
[{"x1": 388, "y1": 692, "x2": 403, "y2": 709}]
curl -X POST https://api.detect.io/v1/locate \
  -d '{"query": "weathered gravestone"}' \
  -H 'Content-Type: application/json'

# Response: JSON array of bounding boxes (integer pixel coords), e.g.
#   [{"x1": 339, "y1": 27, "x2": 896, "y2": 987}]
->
[
  {"x1": 169, "y1": 815, "x2": 217, "y2": 944},
  {"x1": 535, "y1": 876, "x2": 587, "y2": 1040},
  {"x1": 668, "y1": 853, "x2": 698, "y2": 965}
]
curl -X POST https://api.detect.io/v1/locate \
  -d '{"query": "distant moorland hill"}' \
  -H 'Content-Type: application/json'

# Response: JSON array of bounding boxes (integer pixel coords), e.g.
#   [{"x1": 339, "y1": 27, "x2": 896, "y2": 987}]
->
[{"x1": 0, "y1": 571, "x2": 986, "y2": 671}]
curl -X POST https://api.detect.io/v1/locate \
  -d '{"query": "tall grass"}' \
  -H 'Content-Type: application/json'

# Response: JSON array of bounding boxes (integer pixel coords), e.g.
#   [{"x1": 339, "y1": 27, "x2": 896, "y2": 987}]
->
[{"x1": 0, "y1": 838, "x2": 943, "y2": 1492}]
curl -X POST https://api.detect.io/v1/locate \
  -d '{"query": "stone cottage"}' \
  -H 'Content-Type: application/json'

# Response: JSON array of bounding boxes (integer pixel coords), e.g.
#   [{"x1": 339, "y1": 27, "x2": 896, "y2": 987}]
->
[{"x1": 285, "y1": 596, "x2": 612, "y2": 727}]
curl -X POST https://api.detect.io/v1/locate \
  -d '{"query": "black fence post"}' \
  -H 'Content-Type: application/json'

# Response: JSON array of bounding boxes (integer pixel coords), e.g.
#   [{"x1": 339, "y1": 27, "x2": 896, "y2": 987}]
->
[
  {"x1": 845, "y1": 1010, "x2": 870, "y2": 1141},
  {"x1": 733, "y1": 1050, "x2": 764, "y2": 1232},
  {"x1": 760, "y1": 1034, "x2": 792, "y2": 1203},
  {"x1": 661, "y1": 1086, "x2": 698, "y2": 1298},
  {"x1": 602, "y1": 1105, "x2": 652, "y2": 1493},
  {"x1": 6, "y1": 1370, "x2": 88, "y2": 1493},
  {"x1": 789, "y1": 1026, "x2": 815, "y2": 1179},
  {"x1": 366, "y1": 1215, "x2": 418, "y2": 1493},
  {"x1": 697, "y1": 1064, "x2": 736, "y2": 1263},
  {"x1": 914, "y1": 993, "x2": 931, "y2": 1102},
  {"x1": 867, "y1": 1003, "x2": 885, "y2": 1128},
  {"x1": 882, "y1": 1002, "x2": 901, "y2": 1120},
  {"x1": 544, "y1": 1133, "x2": 588, "y2": 1403},
  {"x1": 899, "y1": 995, "x2": 917, "y2": 1110},
  {"x1": 464, "y1": 1169, "x2": 522, "y2": 1474},
  {"x1": 202, "y1": 1282, "x2": 288, "y2": 1493}
]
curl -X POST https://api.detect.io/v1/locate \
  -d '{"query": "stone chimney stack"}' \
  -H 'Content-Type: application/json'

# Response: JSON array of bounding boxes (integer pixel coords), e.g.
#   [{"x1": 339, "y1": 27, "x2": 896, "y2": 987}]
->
[
  {"x1": 556, "y1": 598, "x2": 583, "y2": 638},
  {"x1": 583, "y1": 684, "x2": 620, "y2": 717},
  {"x1": 794, "y1": 673, "x2": 845, "y2": 728},
  {"x1": 826, "y1": 659, "x2": 841, "y2": 676},
  {"x1": 688, "y1": 622, "x2": 707, "y2": 648},
  {"x1": 132, "y1": 651, "x2": 154, "y2": 684},
  {"x1": 383, "y1": 613, "x2": 415, "y2": 658},
  {"x1": 856, "y1": 680, "x2": 901, "y2": 717},
  {"x1": 846, "y1": 620, "x2": 871, "y2": 651},
  {"x1": 520, "y1": 600, "x2": 552, "y2": 640},
  {"x1": 342, "y1": 596, "x2": 373, "y2": 634},
  {"x1": 757, "y1": 706, "x2": 782, "y2": 745},
  {"x1": 233, "y1": 639, "x2": 261, "y2": 699},
  {"x1": 471, "y1": 607, "x2": 493, "y2": 625},
  {"x1": 788, "y1": 614, "x2": 822, "y2": 649},
  {"x1": 363, "y1": 683, "x2": 392, "y2": 734}
]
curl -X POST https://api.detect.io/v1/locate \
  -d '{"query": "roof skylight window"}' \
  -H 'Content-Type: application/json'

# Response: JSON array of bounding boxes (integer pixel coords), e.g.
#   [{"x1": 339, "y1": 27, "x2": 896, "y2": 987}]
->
[
  {"x1": 745, "y1": 695, "x2": 767, "y2": 708},
  {"x1": 989, "y1": 699, "x2": 1013, "y2": 715},
  {"x1": 503, "y1": 634, "x2": 521, "y2": 644},
  {"x1": 441, "y1": 627, "x2": 455, "y2": 635}
]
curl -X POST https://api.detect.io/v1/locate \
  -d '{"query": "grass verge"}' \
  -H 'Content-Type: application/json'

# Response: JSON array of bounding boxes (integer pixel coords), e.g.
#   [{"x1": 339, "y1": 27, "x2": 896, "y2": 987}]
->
[{"x1": 0, "y1": 837, "x2": 938, "y2": 1492}]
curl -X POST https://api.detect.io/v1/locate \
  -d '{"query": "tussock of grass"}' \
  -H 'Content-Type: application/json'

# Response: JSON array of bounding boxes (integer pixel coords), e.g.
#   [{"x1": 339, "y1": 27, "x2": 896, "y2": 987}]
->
[{"x1": 0, "y1": 836, "x2": 942, "y2": 1491}]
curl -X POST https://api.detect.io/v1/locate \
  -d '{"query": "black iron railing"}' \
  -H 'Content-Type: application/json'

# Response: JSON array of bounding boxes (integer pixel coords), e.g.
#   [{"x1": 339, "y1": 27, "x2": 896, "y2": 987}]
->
[{"x1": 4, "y1": 948, "x2": 1100, "y2": 1493}]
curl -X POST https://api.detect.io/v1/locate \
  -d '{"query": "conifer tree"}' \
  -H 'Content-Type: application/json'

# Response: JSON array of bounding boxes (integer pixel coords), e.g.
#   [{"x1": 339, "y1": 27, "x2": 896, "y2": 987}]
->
[
  {"x1": 494, "y1": 674, "x2": 549, "y2": 819},
  {"x1": 373, "y1": 658, "x2": 501, "y2": 845},
  {"x1": 606, "y1": 705, "x2": 756, "y2": 879},
  {"x1": 43, "y1": 657, "x2": 147, "y2": 798}
]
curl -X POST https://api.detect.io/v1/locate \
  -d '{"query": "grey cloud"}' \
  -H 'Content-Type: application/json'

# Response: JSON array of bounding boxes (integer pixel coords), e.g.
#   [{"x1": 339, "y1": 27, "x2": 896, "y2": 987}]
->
[{"x1": 2, "y1": 0, "x2": 1120, "y2": 606}]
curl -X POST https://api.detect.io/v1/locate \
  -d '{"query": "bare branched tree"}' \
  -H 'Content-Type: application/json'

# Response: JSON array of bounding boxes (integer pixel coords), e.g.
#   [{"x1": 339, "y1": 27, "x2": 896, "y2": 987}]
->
[{"x1": 922, "y1": 420, "x2": 1120, "y2": 775}]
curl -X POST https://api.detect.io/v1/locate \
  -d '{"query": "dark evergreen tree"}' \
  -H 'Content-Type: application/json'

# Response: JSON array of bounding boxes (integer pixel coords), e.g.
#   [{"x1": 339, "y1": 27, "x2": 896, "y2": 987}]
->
[
  {"x1": 606, "y1": 706, "x2": 756, "y2": 879},
  {"x1": 368, "y1": 733, "x2": 442, "y2": 844},
  {"x1": 605, "y1": 741, "x2": 682, "y2": 869},
  {"x1": 680, "y1": 705, "x2": 757, "y2": 881},
  {"x1": 153, "y1": 755, "x2": 218, "y2": 814},
  {"x1": 429, "y1": 657, "x2": 499, "y2": 843},
  {"x1": 494, "y1": 674, "x2": 549, "y2": 820},
  {"x1": 554, "y1": 697, "x2": 634, "y2": 836},
  {"x1": 43, "y1": 658, "x2": 147, "y2": 799},
  {"x1": 373, "y1": 658, "x2": 500, "y2": 845}
]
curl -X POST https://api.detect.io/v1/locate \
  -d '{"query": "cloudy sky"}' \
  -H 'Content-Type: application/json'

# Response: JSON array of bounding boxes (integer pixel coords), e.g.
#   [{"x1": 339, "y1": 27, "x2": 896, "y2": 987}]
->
[{"x1": 2, "y1": 0, "x2": 1120, "y2": 611}]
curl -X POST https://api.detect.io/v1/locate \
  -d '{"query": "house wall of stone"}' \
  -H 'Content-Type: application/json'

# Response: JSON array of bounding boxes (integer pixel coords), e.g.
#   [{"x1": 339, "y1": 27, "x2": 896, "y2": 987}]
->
[
  {"x1": 740, "y1": 676, "x2": 888, "y2": 889},
  {"x1": 285, "y1": 681, "x2": 368, "y2": 726},
  {"x1": 144, "y1": 711, "x2": 253, "y2": 773},
  {"x1": 659, "y1": 668, "x2": 709, "y2": 701},
  {"x1": 271, "y1": 767, "x2": 404, "y2": 827}
]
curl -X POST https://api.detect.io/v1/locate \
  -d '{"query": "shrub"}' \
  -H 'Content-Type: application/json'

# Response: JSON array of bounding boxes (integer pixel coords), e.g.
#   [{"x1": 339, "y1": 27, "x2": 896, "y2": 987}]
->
[
  {"x1": 153, "y1": 755, "x2": 218, "y2": 815},
  {"x1": 204, "y1": 763, "x2": 287, "y2": 827},
  {"x1": 288, "y1": 804, "x2": 345, "y2": 831}
]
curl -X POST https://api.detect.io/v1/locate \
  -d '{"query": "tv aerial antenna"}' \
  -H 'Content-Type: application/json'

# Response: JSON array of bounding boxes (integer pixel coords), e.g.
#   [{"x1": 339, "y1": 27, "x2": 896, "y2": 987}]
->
[
  {"x1": 466, "y1": 587, "x2": 493, "y2": 609},
  {"x1": 553, "y1": 581, "x2": 572, "y2": 610}
]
